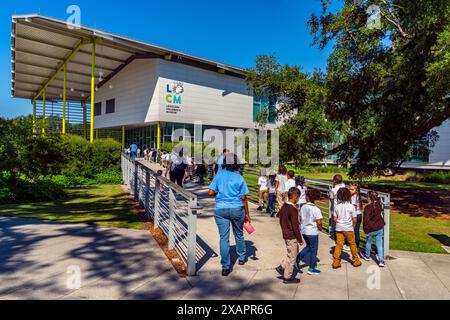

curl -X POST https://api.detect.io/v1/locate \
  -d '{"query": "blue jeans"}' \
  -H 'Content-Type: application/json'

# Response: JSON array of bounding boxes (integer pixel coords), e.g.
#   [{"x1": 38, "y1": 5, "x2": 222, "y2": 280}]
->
[
  {"x1": 366, "y1": 229, "x2": 384, "y2": 262},
  {"x1": 298, "y1": 234, "x2": 319, "y2": 269},
  {"x1": 214, "y1": 207, "x2": 246, "y2": 269},
  {"x1": 345, "y1": 214, "x2": 362, "y2": 248},
  {"x1": 131, "y1": 151, "x2": 137, "y2": 159},
  {"x1": 268, "y1": 193, "x2": 276, "y2": 212}
]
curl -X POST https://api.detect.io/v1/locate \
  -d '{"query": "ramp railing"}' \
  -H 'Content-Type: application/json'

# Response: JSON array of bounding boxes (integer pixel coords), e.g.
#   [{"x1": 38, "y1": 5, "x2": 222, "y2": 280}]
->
[{"x1": 121, "y1": 153, "x2": 202, "y2": 275}]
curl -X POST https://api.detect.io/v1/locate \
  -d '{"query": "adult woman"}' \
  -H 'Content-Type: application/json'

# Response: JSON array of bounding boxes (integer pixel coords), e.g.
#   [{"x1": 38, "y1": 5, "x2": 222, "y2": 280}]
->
[
  {"x1": 208, "y1": 154, "x2": 251, "y2": 277},
  {"x1": 169, "y1": 148, "x2": 187, "y2": 187}
]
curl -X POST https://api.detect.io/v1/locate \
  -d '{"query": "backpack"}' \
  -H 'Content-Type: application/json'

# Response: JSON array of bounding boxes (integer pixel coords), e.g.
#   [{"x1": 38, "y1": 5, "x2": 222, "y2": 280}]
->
[{"x1": 175, "y1": 161, "x2": 187, "y2": 171}]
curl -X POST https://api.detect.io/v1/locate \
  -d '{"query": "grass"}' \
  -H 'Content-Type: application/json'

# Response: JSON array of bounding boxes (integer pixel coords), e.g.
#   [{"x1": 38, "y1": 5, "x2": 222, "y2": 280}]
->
[
  {"x1": 390, "y1": 213, "x2": 450, "y2": 254},
  {"x1": 0, "y1": 184, "x2": 143, "y2": 229},
  {"x1": 286, "y1": 167, "x2": 450, "y2": 191}
]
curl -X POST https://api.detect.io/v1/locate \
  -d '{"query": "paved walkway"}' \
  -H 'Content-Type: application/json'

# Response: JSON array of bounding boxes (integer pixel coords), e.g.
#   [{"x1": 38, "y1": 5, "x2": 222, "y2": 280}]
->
[{"x1": 1, "y1": 160, "x2": 449, "y2": 299}]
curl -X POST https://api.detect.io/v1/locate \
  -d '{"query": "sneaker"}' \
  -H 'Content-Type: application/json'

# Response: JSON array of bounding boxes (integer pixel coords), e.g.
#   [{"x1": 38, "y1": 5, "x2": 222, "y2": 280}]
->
[
  {"x1": 378, "y1": 261, "x2": 385, "y2": 268},
  {"x1": 275, "y1": 265, "x2": 285, "y2": 276},
  {"x1": 257, "y1": 206, "x2": 263, "y2": 211},
  {"x1": 283, "y1": 277, "x2": 300, "y2": 284},
  {"x1": 222, "y1": 269, "x2": 231, "y2": 277},
  {"x1": 295, "y1": 257, "x2": 302, "y2": 271},
  {"x1": 266, "y1": 208, "x2": 270, "y2": 214},
  {"x1": 361, "y1": 253, "x2": 371, "y2": 261},
  {"x1": 343, "y1": 245, "x2": 351, "y2": 252},
  {"x1": 270, "y1": 211, "x2": 275, "y2": 218},
  {"x1": 307, "y1": 268, "x2": 321, "y2": 275},
  {"x1": 238, "y1": 258, "x2": 248, "y2": 266}
]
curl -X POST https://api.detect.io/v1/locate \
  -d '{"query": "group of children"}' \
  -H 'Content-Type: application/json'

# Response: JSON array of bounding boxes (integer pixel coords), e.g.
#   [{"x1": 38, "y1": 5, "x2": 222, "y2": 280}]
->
[
  {"x1": 275, "y1": 170, "x2": 386, "y2": 284},
  {"x1": 257, "y1": 168, "x2": 307, "y2": 217}
]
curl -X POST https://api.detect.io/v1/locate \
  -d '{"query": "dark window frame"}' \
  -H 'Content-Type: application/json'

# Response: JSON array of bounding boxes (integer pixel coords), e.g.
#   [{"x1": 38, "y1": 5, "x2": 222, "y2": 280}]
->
[
  {"x1": 94, "y1": 102, "x2": 102, "y2": 116},
  {"x1": 106, "y1": 99, "x2": 115, "y2": 114}
]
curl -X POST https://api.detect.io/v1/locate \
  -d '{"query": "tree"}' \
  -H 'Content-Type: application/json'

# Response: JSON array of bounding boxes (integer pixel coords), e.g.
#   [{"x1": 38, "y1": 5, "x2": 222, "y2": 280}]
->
[
  {"x1": 308, "y1": 0, "x2": 449, "y2": 177},
  {"x1": 246, "y1": 55, "x2": 337, "y2": 166}
]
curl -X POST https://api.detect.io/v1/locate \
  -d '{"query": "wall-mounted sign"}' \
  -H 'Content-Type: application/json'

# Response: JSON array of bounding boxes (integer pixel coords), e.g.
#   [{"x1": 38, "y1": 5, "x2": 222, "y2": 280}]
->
[{"x1": 165, "y1": 81, "x2": 184, "y2": 114}]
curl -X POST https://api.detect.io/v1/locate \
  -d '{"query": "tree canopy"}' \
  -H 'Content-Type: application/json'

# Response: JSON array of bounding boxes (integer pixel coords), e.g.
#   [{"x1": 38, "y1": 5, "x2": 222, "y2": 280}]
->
[{"x1": 246, "y1": 0, "x2": 449, "y2": 178}]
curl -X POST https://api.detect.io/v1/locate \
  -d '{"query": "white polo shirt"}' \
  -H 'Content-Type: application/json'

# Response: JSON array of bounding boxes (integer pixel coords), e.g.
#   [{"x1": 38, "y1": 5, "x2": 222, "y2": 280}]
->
[
  {"x1": 334, "y1": 202, "x2": 357, "y2": 232},
  {"x1": 258, "y1": 176, "x2": 268, "y2": 191},
  {"x1": 300, "y1": 202, "x2": 323, "y2": 236},
  {"x1": 284, "y1": 179, "x2": 296, "y2": 193}
]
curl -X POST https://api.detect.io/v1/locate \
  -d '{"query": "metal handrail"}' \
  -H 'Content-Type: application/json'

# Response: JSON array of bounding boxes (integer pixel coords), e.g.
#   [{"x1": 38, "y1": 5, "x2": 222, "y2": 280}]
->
[{"x1": 121, "y1": 153, "x2": 201, "y2": 275}]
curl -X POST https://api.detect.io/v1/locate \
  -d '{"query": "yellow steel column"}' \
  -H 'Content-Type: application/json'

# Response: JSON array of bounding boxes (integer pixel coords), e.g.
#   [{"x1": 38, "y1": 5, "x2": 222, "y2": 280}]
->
[
  {"x1": 83, "y1": 101, "x2": 87, "y2": 139},
  {"x1": 42, "y1": 90, "x2": 46, "y2": 136},
  {"x1": 90, "y1": 40, "x2": 96, "y2": 143},
  {"x1": 62, "y1": 65, "x2": 67, "y2": 134},
  {"x1": 32, "y1": 100, "x2": 36, "y2": 134},
  {"x1": 122, "y1": 126, "x2": 125, "y2": 151},
  {"x1": 157, "y1": 122, "x2": 161, "y2": 150}
]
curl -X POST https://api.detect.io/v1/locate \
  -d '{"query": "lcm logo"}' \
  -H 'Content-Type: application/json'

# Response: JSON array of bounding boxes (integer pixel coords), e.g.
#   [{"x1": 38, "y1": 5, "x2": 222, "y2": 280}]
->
[{"x1": 165, "y1": 82, "x2": 184, "y2": 104}]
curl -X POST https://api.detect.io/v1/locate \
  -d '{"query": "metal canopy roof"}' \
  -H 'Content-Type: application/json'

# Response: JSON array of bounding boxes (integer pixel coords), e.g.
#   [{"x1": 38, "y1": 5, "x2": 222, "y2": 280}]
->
[{"x1": 11, "y1": 14, "x2": 245, "y2": 102}]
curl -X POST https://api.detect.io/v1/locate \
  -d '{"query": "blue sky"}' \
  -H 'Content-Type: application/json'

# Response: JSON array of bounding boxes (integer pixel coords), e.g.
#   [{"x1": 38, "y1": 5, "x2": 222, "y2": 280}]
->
[{"x1": 0, "y1": 0, "x2": 336, "y2": 118}]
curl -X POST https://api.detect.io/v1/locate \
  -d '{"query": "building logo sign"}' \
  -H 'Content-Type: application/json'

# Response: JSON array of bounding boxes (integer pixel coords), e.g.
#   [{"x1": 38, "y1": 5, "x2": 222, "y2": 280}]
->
[{"x1": 165, "y1": 81, "x2": 184, "y2": 114}]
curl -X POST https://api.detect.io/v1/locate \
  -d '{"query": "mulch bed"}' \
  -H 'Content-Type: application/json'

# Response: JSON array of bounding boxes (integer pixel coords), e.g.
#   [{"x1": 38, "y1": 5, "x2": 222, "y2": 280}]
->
[{"x1": 364, "y1": 185, "x2": 450, "y2": 220}]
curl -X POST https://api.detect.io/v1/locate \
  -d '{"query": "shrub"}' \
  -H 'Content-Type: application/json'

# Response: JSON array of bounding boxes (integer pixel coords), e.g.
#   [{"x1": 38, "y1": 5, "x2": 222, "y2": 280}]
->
[
  {"x1": 58, "y1": 135, "x2": 121, "y2": 178},
  {"x1": 59, "y1": 134, "x2": 92, "y2": 177},
  {"x1": 406, "y1": 171, "x2": 450, "y2": 184},
  {"x1": 90, "y1": 138, "x2": 122, "y2": 173},
  {"x1": 91, "y1": 170, "x2": 123, "y2": 185},
  {"x1": 0, "y1": 176, "x2": 66, "y2": 205}
]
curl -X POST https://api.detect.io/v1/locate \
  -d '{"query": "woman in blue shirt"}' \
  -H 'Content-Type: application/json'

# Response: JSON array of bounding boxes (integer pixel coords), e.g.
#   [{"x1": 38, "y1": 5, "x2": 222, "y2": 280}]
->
[{"x1": 208, "y1": 154, "x2": 251, "y2": 277}]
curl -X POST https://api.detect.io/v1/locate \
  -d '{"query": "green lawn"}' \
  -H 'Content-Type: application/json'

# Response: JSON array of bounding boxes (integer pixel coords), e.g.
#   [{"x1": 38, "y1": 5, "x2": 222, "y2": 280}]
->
[
  {"x1": 288, "y1": 169, "x2": 449, "y2": 191},
  {"x1": 0, "y1": 185, "x2": 143, "y2": 229},
  {"x1": 390, "y1": 213, "x2": 450, "y2": 253}
]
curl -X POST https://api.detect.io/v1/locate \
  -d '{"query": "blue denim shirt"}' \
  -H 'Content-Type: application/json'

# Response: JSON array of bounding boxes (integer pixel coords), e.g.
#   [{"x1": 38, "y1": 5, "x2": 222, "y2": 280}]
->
[{"x1": 209, "y1": 169, "x2": 249, "y2": 209}]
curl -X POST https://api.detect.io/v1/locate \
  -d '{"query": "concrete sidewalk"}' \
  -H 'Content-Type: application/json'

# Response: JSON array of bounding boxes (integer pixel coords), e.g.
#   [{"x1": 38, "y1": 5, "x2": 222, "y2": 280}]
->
[
  {"x1": 183, "y1": 182, "x2": 450, "y2": 300},
  {"x1": 1, "y1": 159, "x2": 449, "y2": 299}
]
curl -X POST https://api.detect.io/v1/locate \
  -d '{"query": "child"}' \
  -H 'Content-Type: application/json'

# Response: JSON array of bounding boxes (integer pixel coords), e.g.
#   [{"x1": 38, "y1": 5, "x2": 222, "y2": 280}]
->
[
  {"x1": 296, "y1": 189, "x2": 323, "y2": 275},
  {"x1": 275, "y1": 166, "x2": 288, "y2": 210},
  {"x1": 276, "y1": 187, "x2": 304, "y2": 284},
  {"x1": 257, "y1": 169, "x2": 268, "y2": 211},
  {"x1": 195, "y1": 162, "x2": 207, "y2": 185},
  {"x1": 332, "y1": 188, "x2": 362, "y2": 269},
  {"x1": 329, "y1": 174, "x2": 346, "y2": 241},
  {"x1": 267, "y1": 172, "x2": 277, "y2": 216},
  {"x1": 284, "y1": 171, "x2": 296, "y2": 200},
  {"x1": 348, "y1": 183, "x2": 363, "y2": 249},
  {"x1": 362, "y1": 191, "x2": 386, "y2": 267},
  {"x1": 295, "y1": 176, "x2": 308, "y2": 206}
]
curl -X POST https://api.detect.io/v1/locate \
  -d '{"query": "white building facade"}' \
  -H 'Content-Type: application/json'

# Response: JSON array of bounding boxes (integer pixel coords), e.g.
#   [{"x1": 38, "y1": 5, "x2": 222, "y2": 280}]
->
[{"x1": 93, "y1": 58, "x2": 275, "y2": 149}]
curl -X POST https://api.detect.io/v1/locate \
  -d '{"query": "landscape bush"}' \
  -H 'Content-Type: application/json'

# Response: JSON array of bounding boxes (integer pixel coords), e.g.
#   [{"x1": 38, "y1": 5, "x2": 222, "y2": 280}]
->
[
  {"x1": 0, "y1": 117, "x2": 123, "y2": 204},
  {"x1": 405, "y1": 171, "x2": 450, "y2": 184}
]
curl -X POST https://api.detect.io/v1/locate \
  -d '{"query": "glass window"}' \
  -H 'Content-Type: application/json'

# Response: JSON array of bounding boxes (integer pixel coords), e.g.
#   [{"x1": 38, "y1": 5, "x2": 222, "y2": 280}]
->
[
  {"x1": 253, "y1": 97, "x2": 276, "y2": 124},
  {"x1": 94, "y1": 102, "x2": 102, "y2": 116},
  {"x1": 106, "y1": 99, "x2": 115, "y2": 114}
]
